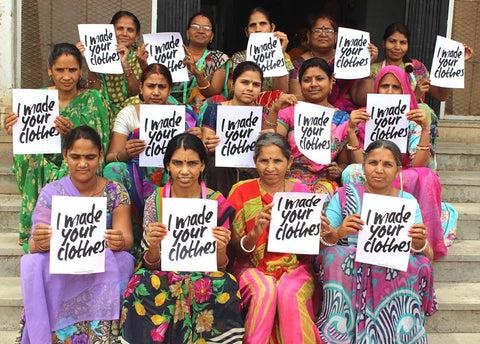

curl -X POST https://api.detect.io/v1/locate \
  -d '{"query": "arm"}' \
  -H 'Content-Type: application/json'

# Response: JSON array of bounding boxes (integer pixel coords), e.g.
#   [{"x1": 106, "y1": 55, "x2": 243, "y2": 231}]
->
[
  {"x1": 408, "y1": 109, "x2": 431, "y2": 167},
  {"x1": 346, "y1": 108, "x2": 370, "y2": 163},
  {"x1": 29, "y1": 224, "x2": 52, "y2": 253},
  {"x1": 118, "y1": 44, "x2": 141, "y2": 97},
  {"x1": 202, "y1": 125, "x2": 220, "y2": 153}
]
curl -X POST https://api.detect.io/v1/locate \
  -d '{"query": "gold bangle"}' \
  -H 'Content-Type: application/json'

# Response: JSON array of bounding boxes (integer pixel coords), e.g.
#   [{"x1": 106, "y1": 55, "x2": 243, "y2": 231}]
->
[
  {"x1": 114, "y1": 151, "x2": 120, "y2": 162},
  {"x1": 197, "y1": 80, "x2": 211, "y2": 90},
  {"x1": 143, "y1": 251, "x2": 160, "y2": 267},
  {"x1": 416, "y1": 144, "x2": 430, "y2": 151},
  {"x1": 346, "y1": 143, "x2": 361, "y2": 151}
]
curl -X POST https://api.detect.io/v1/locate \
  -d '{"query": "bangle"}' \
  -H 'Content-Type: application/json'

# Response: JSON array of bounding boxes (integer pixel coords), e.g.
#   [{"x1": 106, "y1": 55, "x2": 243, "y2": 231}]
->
[
  {"x1": 411, "y1": 240, "x2": 428, "y2": 253},
  {"x1": 143, "y1": 251, "x2": 160, "y2": 267},
  {"x1": 87, "y1": 79, "x2": 97, "y2": 86},
  {"x1": 217, "y1": 256, "x2": 229, "y2": 270},
  {"x1": 264, "y1": 118, "x2": 277, "y2": 128},
  {"x1": 416, "y1": 144, "x2": 430, "y2": 151},
  {"x1": 197, "y1": 80, "x2": 211, "y2": 90},
  {"x1": 320, "y1": 235, "x2": 335, "y2": 247},
  {"x1": 240, "y1": 235, "x2": 255, "y2": 253},
  {"x1": 346, "y1": 143, "x2": 361, "y2": 151}
]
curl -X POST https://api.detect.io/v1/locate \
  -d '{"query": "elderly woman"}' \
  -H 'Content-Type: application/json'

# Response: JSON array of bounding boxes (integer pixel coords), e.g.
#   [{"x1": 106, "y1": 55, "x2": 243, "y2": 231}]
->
[
  {"x1": 121, "y1": 133, "x2": 244, "y2": 344},
  {"x1": 316, "y1": 139, "x2": 436, "y2": 343},
  {"x1": 228, "y1": 132, "x2": 323, "y2": 344}
]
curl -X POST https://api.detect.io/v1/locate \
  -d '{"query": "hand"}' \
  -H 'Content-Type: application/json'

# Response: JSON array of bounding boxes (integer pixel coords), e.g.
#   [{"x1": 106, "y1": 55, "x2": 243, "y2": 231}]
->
[
  {"x1": 105, "y1": 229, "x2": 125, "y2": 251},
  {"x1": 409, "y1": 224, "x2": 428, "y2": 251},
  {"x1": 183, "y1": 45, "x2": 201, "y2": 76},
  {"x1": 32, "y1": 224, "x2": 52, "y2": 252},
  {"x1": 125, "y1": 138, "x2": 146, "y2": 158},
  {"x1": 145, "y1": 222, "x2": 168, "y2": 249},
  {"x1": 273, "y1": 31, "x2": 289, "y2": 53},
  {"x1": 320, "y1": 215, "x2": 333, "y2": 237},
  {"x1": 406, "y1": 108, "x2": 428, "y2": 130},
  {"x1": 117, "y1": 44, "x2": 130, "y2": 67},
  {"x1": 337, "y1": 214, "x2": 364, "y2": 239},
  {"x1": 3, "y1": 112, "x2": 18, "y2": 135},
  {"x1": 271, "y1": 93, "x2": 297, "y2": 113},
  {"x1": 464, "y1": 44, "x2": 474, "y2": 61},
  {"x1": 54, "y1": 116, "x2": 73, "y2": 135},
  {"x1": 136, "y1": 43, "x2": 149, "y2": 70},
  {"x1": 252, "y1": 203, "x2": 273, "y2": 238},
  {"x1": 186, "y1": 126, "x2": 202, "y2": 138},
  {"x1": 348, "y1": 108, "x2": 369, "y2": 130},
  {"x1": 414, "y1": 78, "x2": 430, "y2": 100},
  {"x1": 326, "y1": 162, "x2": 342, "y2": 180},
  {"x1": 75, "y1": 41, "x2": 86, "y2": 56},
  {"x1": 368, "y1": 43, "x2": 379, "y2": 63},
  {"x1": 212, "y1": 227, "x2": 231, "y2": 251},
  {"x1": 204, "y1": 134, "x2": 220, "y2": 152}
]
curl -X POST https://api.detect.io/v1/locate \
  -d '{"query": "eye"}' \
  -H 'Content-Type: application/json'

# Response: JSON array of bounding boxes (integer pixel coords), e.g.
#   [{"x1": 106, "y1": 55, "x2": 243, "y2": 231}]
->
[
  {"x1": 171, "y1": 160, "x2": 182, "y2": 167},
  {"x1": 187, "y1": 161, "x2": 200, "y2": 167},
  {"x1": 252, "y1": 82, "x2": 262, "y2": 88},
  {"x1": 86, "y1": 155, "x2": 97, "y2": 160}
]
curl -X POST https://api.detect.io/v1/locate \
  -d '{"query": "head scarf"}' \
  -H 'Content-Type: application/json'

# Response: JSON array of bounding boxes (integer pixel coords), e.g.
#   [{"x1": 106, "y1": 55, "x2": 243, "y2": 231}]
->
[{"x1": 374, "y1": 65, "x2": 419, "y2": 110}]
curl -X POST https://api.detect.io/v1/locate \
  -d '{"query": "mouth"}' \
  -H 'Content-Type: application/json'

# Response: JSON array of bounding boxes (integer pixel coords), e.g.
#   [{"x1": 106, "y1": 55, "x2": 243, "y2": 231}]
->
[{"x1": 149, "y1": 98, "x2": 164, "y2": 104}]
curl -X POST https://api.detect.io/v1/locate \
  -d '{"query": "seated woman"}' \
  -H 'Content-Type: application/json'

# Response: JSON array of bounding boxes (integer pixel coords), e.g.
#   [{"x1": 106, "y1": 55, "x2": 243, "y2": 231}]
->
[
  {"x1": 228, "y1": 132, "x2": 323, "y2": 344},
  {"x1": 3, "y1": 43, "x2": 110, "y2": 252},
  {"x1": 20, "y1": 126, "x2": 134, "y2": 343},
  {"x1": 121, "y1": 133, "x2": 244, "y2": 344},
  {"x1": 316, "y1": 139, "x2": 436, "y2": 343},
  {"x1": 275, "y1": 57, "x2": 350, "y2": 196},
  {"x1": 344, "y1": 65, "x2": 448, "y2": 258},
  {"x1": 103, "y1": 63, "x2": 200, "y2": 259}
]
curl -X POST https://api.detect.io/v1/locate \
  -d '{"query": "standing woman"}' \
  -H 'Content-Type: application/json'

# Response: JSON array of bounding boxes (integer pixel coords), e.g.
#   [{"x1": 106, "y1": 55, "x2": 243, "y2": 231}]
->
[
  {"x1": 3, "y1": 43, "x2": 110, "y2": 252},
  {"x1": 170, "y1": 12, "x2": 229, "y2": 114}
]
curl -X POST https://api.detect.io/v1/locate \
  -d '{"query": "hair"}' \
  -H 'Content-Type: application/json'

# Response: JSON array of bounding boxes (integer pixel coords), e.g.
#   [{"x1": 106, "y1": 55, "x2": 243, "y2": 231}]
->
[
  {"x1": 298, "y1": 57, "x2": 333, "y2": 81},
  {"x1": 62, "y1": 125, "x2": 103, "y2": 153},
  {"x1": 382, "y1": 22, "x2": 413, "y2": 72},
  {"x1": 247, "y1": 7, "x2": 272, "y2": 26},
  {"x1": 163, "y1": 133, "x2": 208, "y2": 172},
  {"x1": 364, "y1": 139, "x2": 402, "y2": 166},
  {"x1": 307, "y1": 13, "x2": 338, "y2": 32},
  {"x1": 140, "y1": 63, "x2": 173, "y2": 87},
  {"x1": 232, "y1": 61, "x2": 264, "y2": 84},
  {"x1": 187, "y1": 11, "x2": 216, "y2": 34},
  {"x1": 254, "y1": 132, "x2": 291, "y2": 161},
  {"x1": 110, "y1": 10, "x2": 140, "y2": 33},
  {"x1": 48, "y1": 43, "x2": 82, "y2": 68}
]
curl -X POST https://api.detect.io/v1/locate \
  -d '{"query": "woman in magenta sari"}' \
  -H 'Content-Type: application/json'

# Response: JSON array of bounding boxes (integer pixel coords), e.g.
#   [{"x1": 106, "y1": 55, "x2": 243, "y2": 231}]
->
[
  {"x1": 19, "y1": 126, "x2": 134, "y2": 343},
  {"x1": 343, "y1": 65, "x2": 447, "y2": 259}
]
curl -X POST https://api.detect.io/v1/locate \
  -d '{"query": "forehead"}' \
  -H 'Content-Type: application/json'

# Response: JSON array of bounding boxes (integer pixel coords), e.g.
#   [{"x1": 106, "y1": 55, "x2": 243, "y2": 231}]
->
[
  {"x1": 302, "y1": 66, "x2": 328, "y2": 78},
  {"x1": 388, "y1": 31, "x2": 408, "y2": 41},
  {"x1": 379, "y1": 73, "x2": 401, "y2": 85},
  {"x1": 144, "y1": 73, "x2": 168, "y2": 84},
  {"x1": 237, "y1": 70, "x2": 262, "y2": 81},
  {"x1": 257, "y1": 144, "x2": 284, "y2": 158},
  {"x1": 366, "y1": 147, "x2": 396, "y2": 161},
  {"x1": 314, "y1": 17, "x2": 334, "y2": 28},
  {"x1": 171, "y1": 148, "x2": 201, "y2": 161},
  {"x1": 191, "y1": 15, "x2": 211, "y2": 26},
  {"x1": 115, "y1": 16, "x2": 136, "y2": 27},
  {"x1": 249, "y1": 11, "x2": 269, "y2": 23},
  {"x1": 52, "y1": 54, "x2": 80, "y2": 68},
  {"x1": 67, "y1": 138, "x2": 99, "y2": 153}
]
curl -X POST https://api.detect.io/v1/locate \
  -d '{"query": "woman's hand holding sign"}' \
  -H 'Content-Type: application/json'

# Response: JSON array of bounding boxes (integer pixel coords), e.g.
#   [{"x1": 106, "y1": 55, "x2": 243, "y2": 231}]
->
[
  {"x1": 105, "y1": 229, "x2": 126, "y2": 251},
  {"x1": 55, "y1": 116, "x2": 74, "y2": 136},
  {"x1": 409, "y1": 224, "x2": 433, "y2": 260},
  {"x1": 145, "y1": 222, "x2": 168, "y2": 249},
  {"x1": 337, "y1": 214, "x2": 364, "y2": 240},
  {"x1": 125, "y1": 138, "x2": 146, "y2": 158},
  {"x1": 31, "y1": 223, "x2": 52, "y2": 253},
  {"x1": 3, "y1": 112, "x2": 18, "y2": 135}
]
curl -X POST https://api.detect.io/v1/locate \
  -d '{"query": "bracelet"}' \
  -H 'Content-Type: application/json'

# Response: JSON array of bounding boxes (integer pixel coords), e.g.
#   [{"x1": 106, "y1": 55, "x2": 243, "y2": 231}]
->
[
  {"x1": 143, "y1": 251, "x2": 160, "y2": 267},
  {"x1": 217, "y1": 256, "x2": 229, "y2": 270},
  {"x1": 416, "y1": 144, "x2": 431, "y2": 151},
  {"x1": 346, "y1": 143, "x2": 361, "y2": 151},
  {"x1": 197, "y1": 80, "x2": 211, "y2": 90},
  {"x1": 264, "y1": 118, "x2": 277, "y2": 128},
  {"x1": 411, "y1": 240, "x2": 428, "y2": 253},
  {"x1": 240, "y1": 235, "x2": 255, "y2": 253},
  {"x1": 87, "y1": 79, "x2": 98, "y2": 86},
  {"x1": 320, "y1": 235, "x2": 335, "y2": 247}
]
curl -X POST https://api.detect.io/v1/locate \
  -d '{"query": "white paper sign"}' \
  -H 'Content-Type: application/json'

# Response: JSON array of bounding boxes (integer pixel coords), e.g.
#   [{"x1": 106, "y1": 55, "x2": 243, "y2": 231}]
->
[
  {"x1": 364, "y1": 94, "x2": 410, "y2": 153},
  {"x1": 430, "y1": 35, "x2": 465, "y2": 88},
  {"x1": 12, "y1": 89, "x2": 61, "y2": 155},
  {"x1": 356, "y1": 193, "x2": 417, "y2": 272},
  {"x1": 50, "y1": 196, "x2": 107, "y2": 274},
  {"x1": 143, "y1": 32, "x2": 189, "y2": 83},
  {"x1": 268, "y1": 192, "x2": 326, "y2": 254},
  {"x1": 139, "y1": 104, "x2": 185, "y2": 167},
  {"x1": 294, "y1": 101, "x2": 334, "y2": 164},
  {"x1": 215, "y1": 105, "x2": 262, "y2": 168},
  {"x1": 161, "y1": 198, "x2": 217, "y2": 272},
  {"x1": 78, "y1": 24, "x2": 123, "y2": 74},
  {"x1": 246, "y1": 33, "x2": 288, "y2": 77},
  {"x1": 334, "y1": 27, "x2": 371, "y2": 79}
]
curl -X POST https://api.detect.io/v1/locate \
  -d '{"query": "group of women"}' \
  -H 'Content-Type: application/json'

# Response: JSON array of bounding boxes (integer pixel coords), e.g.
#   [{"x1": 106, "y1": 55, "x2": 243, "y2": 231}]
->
[{"x1": 3, "y1": 6, "x2": 474, "y2": 344}]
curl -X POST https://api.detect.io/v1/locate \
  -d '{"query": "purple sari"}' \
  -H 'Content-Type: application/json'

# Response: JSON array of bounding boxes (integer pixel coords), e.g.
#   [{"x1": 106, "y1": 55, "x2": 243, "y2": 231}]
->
[{"x1": 20, "y1": 176, "x2": 134, "y2": 344}]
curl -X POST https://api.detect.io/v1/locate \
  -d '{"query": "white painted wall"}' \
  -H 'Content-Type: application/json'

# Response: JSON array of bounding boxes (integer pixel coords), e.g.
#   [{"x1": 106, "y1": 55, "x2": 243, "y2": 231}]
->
[{"x1": 0, "y1": 0, "x2": 16, "y2": 115}]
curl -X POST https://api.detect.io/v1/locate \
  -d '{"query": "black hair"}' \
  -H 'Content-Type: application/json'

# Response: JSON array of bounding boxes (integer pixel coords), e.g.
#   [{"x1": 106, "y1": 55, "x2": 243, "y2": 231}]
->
[
  {"x1": 187, "y1": 11, "x2": 216, "y2": 34},
  {"x1": 247, "y1": 7, "x2": 272, "y2": 26},
  {"x1": 48, "y1": 43, "x2": 82, "y2": 68},
  {"x1": 140, "y1": 63, "x2": 173, "y2": 87},
  {"x1": 254, "y1": 132, "x2": 291, "y2": 161},
  {"x1": 364, "y1": 139, "x2": 402, "y2": 166},
  {"x1": 110, "y1": 10, "x2": 141, "y2": 33},
  {"x1": 163, "y1": 133, "x2": 208, "y2": 180},
  {"x1": 298, "y1": 57, "x2": 333, "y2": 81},
  {"x1": 382, "y1": 22, "x2": 413, "y2": 72},
  {"x1": 62, "y1": 125, "x2": 102, "y2": 153},
  {"x1": 307, "y1": 13, "x2": 338, "y2": 32},
  {"x1": 232, "y1": 61, "x2": 264, "y2": 84}
]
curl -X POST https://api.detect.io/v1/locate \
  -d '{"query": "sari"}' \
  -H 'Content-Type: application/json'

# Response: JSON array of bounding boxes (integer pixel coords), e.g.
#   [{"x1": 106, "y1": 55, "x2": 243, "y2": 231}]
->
[
  {"x1": 228, "y1": 179, "x2": 321, "y2": 344},
  {"x1": 315, "y1": 183, "x2": 436, "y2": 343},
  {"x1": 20, "y1": 176, "x2": 134, "y2": 344},
  {"x1": 277, "y1": 107, "x2": 350, "y2": 196},
  {"x1": 12, "y1": 89, "x2": 111, "y2": 252},
  {"x1": 121, "y1": 181, "x2": 244, "y2": 344}
]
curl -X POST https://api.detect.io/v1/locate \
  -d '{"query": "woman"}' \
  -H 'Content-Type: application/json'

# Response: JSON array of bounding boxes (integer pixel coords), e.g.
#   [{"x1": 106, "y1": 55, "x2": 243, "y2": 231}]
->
[
  {"x1": 3, "y1": 43, "x2": 110, "y2": 252},
  {"x1": 343, "y1": 65, "x2": 449, "y2": 258},
  {"x1": 315, "y1": 139, "x2": 436, "y2": 343},
  {"x1": 276, "y1": 57, "x2": 350, "y2": 196},
  {"x1": 228, "y1": 132, "x2": 322, "y2": 344},
  {"x1": 103, "y1": 63, "x2": 200, "y2": 259},
  {"x1": 229, "y1": 7, "x2": 292, "y2": 99},
  {"x1": 170, "y1": 12, "x2": 229, "y2": 114},
  {"x1": 78, "y1": 11, "x2": 143, "y2": 117},
  {"x1": 121, "y1": 133, "x2": 244, "y2": 344},
  {"x1": 20, "y1": 126, "x2": 134, "y2": 343},
  {"x1": 289, "y1": 14, "x2": 377, "y2": 112}
]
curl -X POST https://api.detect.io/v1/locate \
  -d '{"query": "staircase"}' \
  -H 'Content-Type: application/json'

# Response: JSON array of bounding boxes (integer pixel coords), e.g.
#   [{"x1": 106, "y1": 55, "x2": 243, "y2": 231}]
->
[{"x1": 0, "y1": 120, "x2": 479, "y2": 343}]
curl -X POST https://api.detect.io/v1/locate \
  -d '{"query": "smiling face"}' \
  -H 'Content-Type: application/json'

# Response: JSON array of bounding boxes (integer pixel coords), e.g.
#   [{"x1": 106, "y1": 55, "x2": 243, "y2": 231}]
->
[
  {"x1": 114, "y1": 15, "x2": 139, "y2": 47},
  {"x1": 187, "y1": 15, "x2": 214, "y2": 46},
  {"x1": 167, "y1": 148, "x2": 205, "y2": 189},
  {"x1": 255, "y1": 144, "x2": 291, "y2": 187},
  {"x1": 64, "y1": 138, "x2": 102, "y2": 184},
  {"x1": 377, "y1": 73, "x2": 403, "y2": 94},
  {"x1": 300, "y1": 66, "x2": 332, "y2": 104},
  {"x1": 384, "y1": 31, "x2": 408, "y2": 64},
  {"x1": 141, "y1": 73, "x2": 170, "y2": 104},
  {"x1": 48, "y1": 53, "x2": 81, "y2": 93},
  {"x1": 308, "y1": 17, "x2": 337, "y2": 51},
  {"x1": 364, "y1": 147, "x2": 400, "y2": 193},
  {"x1": 246, "y1": 11, "x2": 274, "y2": 34},
  {"x1": 232, "y1": 70, "x2": 262, "y2": 105}
]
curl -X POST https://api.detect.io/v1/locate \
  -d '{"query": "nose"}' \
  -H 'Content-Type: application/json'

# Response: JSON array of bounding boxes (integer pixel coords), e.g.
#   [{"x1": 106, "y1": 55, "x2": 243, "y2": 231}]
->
[
  {"x1": 374, "y1": 163, "x2": 384, "y2": 172},
  {"x1": 152, "y1": 86, "x2": 160, "y2": 95},
  {"x1": 385, "y1": 86, "x2": 394, "y2": 94}
]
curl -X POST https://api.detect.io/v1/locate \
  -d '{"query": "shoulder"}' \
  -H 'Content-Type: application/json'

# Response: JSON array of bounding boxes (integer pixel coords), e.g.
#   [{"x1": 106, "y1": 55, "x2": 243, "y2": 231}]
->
[{"x1": 228, "y1": 179, "x2": 258, "y2": 197}]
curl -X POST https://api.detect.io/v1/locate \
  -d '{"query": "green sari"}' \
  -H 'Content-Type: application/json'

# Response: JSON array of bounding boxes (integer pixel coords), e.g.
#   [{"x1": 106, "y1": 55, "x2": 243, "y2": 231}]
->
[{"x1": 12, "y1": 88, "x2": 111, "y2": 252}]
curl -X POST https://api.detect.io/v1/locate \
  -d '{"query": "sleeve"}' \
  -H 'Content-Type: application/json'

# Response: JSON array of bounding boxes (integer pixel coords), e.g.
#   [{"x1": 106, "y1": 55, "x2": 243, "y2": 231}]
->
[
  {"x1": 143, "y1": 192, "x2": 158, "y2": 228},
  {"x1": 284, "y1": 52, "x2": 294, "y2": 72},
  {"x1": 325, "y1": 193, "x2": 344, "y2": 229},
  {"x1": 113, "y1": 105, "x2": 136, "y2": 135},
  {"x1": 402, "y1": 192, "x2": 423, "y2": 224},
  {"x1": 31, "y1": 185, "x2": 54, "y2": 230},
  {"x1": 201, "y1": 103, "x2": 218, "y2": 131},
  {"x1": 277, "y1": 105, "x2": 294, "y2": 131},
  {"x1": 412, "y1": 59, "x2": 430, "y2": 81}
]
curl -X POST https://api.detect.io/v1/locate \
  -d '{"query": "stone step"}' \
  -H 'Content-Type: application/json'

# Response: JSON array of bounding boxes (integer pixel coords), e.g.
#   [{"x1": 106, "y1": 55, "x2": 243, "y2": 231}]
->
[
  {"x1": 439, "y1": 171, "x2": 480, "y2": 203},
  {"x1": 0, "y1": 195, "x2": 20, "y2": 232},
  {"x1": 0, "y1": 135, "x2": 13, "y2": 167},
  {"x1": 0, "y1": 330, "x2": 19, "y2": 343},
  {"x1": 426, "y1": 282, "x2": 480, "y2": 334},
  {"x1": 0, "y1": 277, "x2": 22, "y2": 331},
  {"x1": 438, "y1": 119, "x2": 480, "y2": 144},
  {"x1": 428, "y1": 333, "x2": 480, "y2": 344},
  {"x1": 454, "y1": 203, "x2": 480, "y2": 241},
  {"x1": 436, "y1": 142, "x2": 480, "y2": 171},
  {"x1": 435, "y1": 240, "x2": 480, "y2": 283},
  {"x1": 0, "y1": 167, "x2": 17, "y2": 195},
  {"x1": 0, "y1": 233, "x2": 21, "y2": 277}
]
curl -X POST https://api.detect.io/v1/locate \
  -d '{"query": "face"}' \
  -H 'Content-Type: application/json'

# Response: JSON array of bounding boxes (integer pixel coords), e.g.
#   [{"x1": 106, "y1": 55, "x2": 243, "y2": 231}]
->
[
  {"x1": 378, "y1": 73, "x2": 403, "y2": 94},
  {"x1": 255, "y1": 144, "x2": 291, "y2": 186},
  {"x1": 64, "y1": 138, "x2": 102, "y2": 184},
  {"x1": 141, "y1": 73, "x2": 170, "y2": 104},
  {"x1": 48, "y1": 54, "x2": 81, "y2": 93},
  {"x1": 167, "y1": 148, "x2": 205, "y2": 189},
  {"x1": 309, "y1": 17, "x2": 337, "y2": 51},
  {"x1": 384, "y1": 31, "x2": 408, "y2": 63},
  {"x1": 363, "y1": 147, "x2": 400, "y2": 192},
  {"x1": 114, "y1": 16, "x2": 138, "y2": 47},
  {"x1": 246, "y1": 11, "x2": 274, "y2": 34},
  {"x1": 300, "y1": 66, "x2": 332, "y2": 103},
  {"x1": 187, "y1": 15, "x2": 214, "y2": 46},
  {"x1": 232, "y1": 70, "x2": 262, "y2": 105}
]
